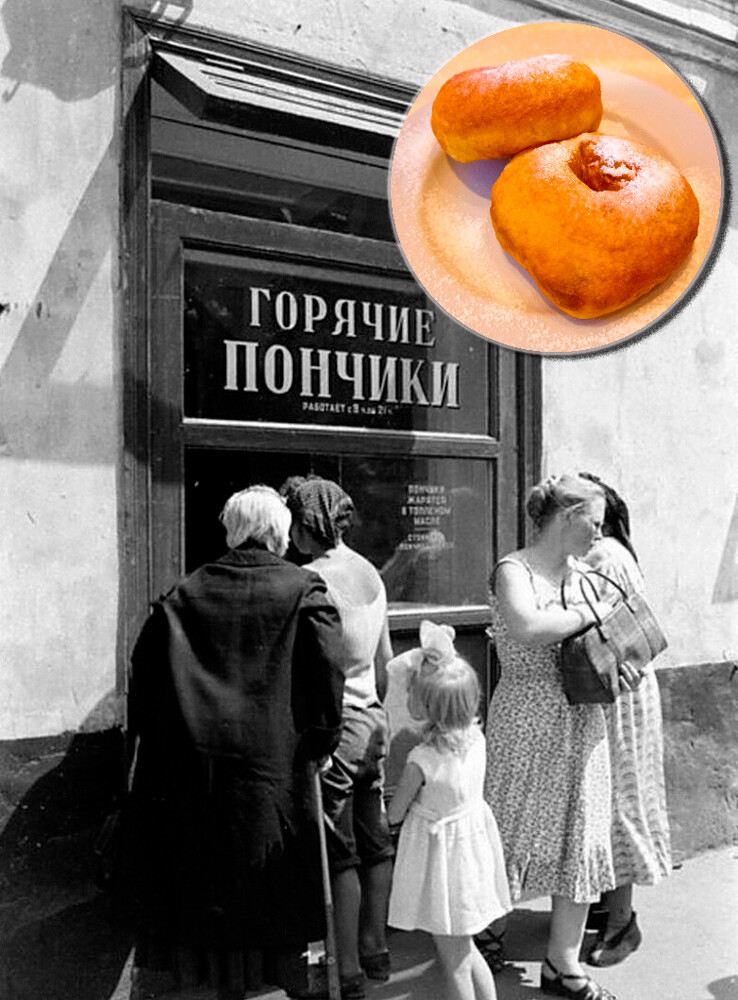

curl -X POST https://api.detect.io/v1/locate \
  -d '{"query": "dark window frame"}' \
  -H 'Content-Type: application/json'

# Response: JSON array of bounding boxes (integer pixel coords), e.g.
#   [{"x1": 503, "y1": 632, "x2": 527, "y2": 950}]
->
[{"x1": 120, "y1": 11, "x2": 541, "y2": 681}]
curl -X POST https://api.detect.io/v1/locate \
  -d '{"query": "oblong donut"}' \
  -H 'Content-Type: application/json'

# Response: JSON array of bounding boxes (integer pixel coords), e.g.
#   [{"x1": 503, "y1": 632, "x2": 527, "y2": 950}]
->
[
  {"x1": 489, "y1": 133, "x2": 700, "y2": 319},
  {"x1": 431, "y1": 54, "x2": 603, "y2": 162}
]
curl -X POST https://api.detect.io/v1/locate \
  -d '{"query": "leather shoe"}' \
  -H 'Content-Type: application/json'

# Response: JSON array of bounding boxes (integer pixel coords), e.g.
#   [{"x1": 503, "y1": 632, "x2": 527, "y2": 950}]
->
[
  {"x1": 287, "y1": 970, "x2": 366, "y2": 999},
  {"x1": 359, "y1": 950, "x2": 390, "y2": 981},
  {"x1": 587, "y1": 911, "x2": 642, "y2": 967}
]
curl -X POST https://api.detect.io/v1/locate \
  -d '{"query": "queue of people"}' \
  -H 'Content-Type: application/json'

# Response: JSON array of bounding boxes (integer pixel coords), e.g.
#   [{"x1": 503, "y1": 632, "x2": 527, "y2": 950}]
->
[{"x1": 111, "y1": 472, "x2": 671, "y2": 1000}]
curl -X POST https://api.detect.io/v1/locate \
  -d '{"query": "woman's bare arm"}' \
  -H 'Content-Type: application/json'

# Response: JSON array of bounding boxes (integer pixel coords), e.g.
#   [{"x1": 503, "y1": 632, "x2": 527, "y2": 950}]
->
[
  {"x1": 374, "y1": 617, "x2": 393, "y2": 702},
  {"x1": 495, "y1": 561, "x2": 610, "y2": 646}
]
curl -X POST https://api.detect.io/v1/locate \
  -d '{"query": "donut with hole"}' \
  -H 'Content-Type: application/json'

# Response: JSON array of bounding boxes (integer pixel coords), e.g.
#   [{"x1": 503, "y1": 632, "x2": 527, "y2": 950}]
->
[{"x1": 489, "y1": 133, "x2": 700, "y2": 318}]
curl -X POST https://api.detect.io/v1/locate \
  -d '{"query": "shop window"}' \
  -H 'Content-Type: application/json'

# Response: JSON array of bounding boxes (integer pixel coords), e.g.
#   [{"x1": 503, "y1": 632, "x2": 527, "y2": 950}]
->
[
  {"x1": 185, "y1": 448, "x2": 491, "y2": 610},
  {"x1": 183, "y1": 249, "x2": 490, "y2": 435},
  {"x1": 122, "y1": 16, "x2": 539, "y2": 658}
]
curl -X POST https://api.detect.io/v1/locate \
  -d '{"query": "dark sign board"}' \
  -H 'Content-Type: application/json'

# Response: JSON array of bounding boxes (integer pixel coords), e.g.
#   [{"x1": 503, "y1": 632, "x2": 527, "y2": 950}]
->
[{"x1": 184, "y1": 250, "x2": 490, "y2": 434}]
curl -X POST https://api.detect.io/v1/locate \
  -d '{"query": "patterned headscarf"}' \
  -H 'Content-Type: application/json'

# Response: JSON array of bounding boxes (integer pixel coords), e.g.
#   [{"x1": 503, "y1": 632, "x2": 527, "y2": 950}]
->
[{"x1": 284, "y1": 476, "x2": 354, "y2": 547}]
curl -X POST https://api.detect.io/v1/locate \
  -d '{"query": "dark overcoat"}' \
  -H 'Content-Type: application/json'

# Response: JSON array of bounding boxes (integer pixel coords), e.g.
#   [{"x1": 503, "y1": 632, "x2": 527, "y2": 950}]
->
[{"x1": 112, "y1": 542, "x2": 345, "y2": 950}]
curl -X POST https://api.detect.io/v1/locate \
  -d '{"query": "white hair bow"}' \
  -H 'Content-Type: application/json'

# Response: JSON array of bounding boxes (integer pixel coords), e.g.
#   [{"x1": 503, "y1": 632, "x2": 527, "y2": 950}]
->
[{"x1": 419, "y1": 619, "x2": 456, "y2": 668}]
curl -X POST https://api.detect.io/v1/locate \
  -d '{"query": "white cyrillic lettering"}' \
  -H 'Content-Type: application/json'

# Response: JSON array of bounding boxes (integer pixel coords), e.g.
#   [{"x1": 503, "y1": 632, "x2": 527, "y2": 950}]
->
[
  {"x1": 362, "y1": 301, "x2": 384, "y2": 341},
  {"x1": 415, "y1": 308, "x2": 436, "y2": 347},
  {"x1": 369, "y1": 355, "x2": 398, "y2": 403},
  {"x1": 332, "y1": 298, "x2": 357, "y2": 337},
  {"x1": 264, "y1": 345, "x2": 293, "y2": 394},
  {"x1": 335, "y1": 352, "x2": 365, "y2": 400},
  {"x1": 223, "y1": 340, "x2": 258, "y2": 392},
  {"x1": 387, "y1": 305, "x2": 410, "y2": 343},
  {"x1": 300, "y1": 348, "x2": 331, "y2": 398},
  {"x1": 304, "y1": 294, "x2": 328, "y2": 333},
  {"x1": 275, "y1": 291, "x2": 298, "y2": 331},
  {"x1": 400, "y1": 358, "x2": 429, "y2": 405},
  {"x1": 431, "y1": 361, "x2": 460, "y2": 408},
  {"x1": 249, "y1": 287, "x2": 271, "y2": 327}
]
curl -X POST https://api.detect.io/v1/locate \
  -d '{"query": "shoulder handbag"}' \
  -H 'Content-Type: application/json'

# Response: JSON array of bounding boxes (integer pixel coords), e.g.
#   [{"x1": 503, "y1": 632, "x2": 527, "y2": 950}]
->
[{"x1": 558, "y1": 569, "x2": 668, "y2": 705}]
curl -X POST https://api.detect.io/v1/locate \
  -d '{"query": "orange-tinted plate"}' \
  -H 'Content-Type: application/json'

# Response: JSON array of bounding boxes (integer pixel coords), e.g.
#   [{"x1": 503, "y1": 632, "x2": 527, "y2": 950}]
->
[{"x1": 389, "y1": 23, "x2": 724, "y2": 355}]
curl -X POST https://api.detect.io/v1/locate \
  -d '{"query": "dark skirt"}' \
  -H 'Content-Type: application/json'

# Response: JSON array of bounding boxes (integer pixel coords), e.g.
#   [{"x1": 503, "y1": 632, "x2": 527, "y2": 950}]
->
[
  {"x1": 131, "y1": 931, "x2": 310, "y2": 997},
  {"x1": 110, "y1": 749, "x2": 326, "y2": 980}
]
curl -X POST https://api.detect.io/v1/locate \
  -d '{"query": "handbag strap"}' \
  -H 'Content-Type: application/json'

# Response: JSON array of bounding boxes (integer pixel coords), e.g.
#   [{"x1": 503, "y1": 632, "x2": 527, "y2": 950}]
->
[
  {"x1": 559, "y1": 567, "x2": 628, "y2": 626},
  {"x1": 584, "y1": 567, "x2": 629, "y2": 601}
]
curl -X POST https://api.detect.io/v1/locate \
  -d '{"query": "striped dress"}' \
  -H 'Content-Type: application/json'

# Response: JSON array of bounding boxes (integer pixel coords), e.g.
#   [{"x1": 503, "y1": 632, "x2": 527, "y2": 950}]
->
[{"x1": 586, "y1": 537, "x2": 672, "y2": 886}]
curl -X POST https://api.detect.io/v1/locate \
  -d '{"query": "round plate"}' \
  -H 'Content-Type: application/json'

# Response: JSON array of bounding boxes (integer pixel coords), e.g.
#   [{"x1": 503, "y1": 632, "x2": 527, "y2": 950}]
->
[{"x1": 389, "y1": 24, "x2": 724, "y2": 355}]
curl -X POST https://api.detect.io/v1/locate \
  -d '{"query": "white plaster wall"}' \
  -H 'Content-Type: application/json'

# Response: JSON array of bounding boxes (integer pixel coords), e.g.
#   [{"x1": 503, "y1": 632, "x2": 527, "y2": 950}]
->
[
  {"x1": 126, "y1": 0, "x2": 518, "y2": 87},
  {"x1": 541, "y1": 228, "x2": 738, "y2": 668},
  {"x1": 1, "y1": 0, "x2": 732, "y2": 741},
  {"x1": 0, "y1": 2, "x2": 121, "y2": 738}
]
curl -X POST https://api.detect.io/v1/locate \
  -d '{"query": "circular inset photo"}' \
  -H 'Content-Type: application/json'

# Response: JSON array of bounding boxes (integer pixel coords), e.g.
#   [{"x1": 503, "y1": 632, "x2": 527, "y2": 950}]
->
[{"x1": 389, "y1": 22, "x2": 725, "y2": 355}]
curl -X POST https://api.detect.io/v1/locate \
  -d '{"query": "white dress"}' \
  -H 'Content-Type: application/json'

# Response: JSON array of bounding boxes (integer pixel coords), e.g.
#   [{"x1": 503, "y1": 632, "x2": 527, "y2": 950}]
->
[{"x1": 388, "y1": 727, "x2": 511, "y2": 936}]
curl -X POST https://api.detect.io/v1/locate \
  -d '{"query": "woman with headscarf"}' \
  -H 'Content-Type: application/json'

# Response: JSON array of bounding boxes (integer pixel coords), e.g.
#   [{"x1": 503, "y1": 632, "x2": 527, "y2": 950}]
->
[
  {"x1": 284, "y1": 476, "x2": 394, "y2": 1000},
  {"x1": 112, "y1": 485, "x2": 345, "y2": 999},
  {"x1": 580, "y1": 474, "x2": 672, "y2": 967}
]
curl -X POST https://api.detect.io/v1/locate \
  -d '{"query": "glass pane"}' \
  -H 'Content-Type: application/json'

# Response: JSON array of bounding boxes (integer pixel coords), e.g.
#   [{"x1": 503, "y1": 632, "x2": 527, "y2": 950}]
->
[
  {"x1": 153, "y1": 159, "x2": 396, "y2": 240},
  {"x1": 184, "y1": 448, "x2": 491, "y2": 609},
  {"x1": 183, "y1": 252, "x2": 491, "y2": 436}
]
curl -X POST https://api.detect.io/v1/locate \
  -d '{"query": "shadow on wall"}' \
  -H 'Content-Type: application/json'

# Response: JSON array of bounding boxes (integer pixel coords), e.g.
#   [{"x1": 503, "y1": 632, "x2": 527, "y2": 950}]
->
[
  {"x1": 708, "y1": 976, "x2": 738, "y2": 998},
  {"x1": 0, "y1": 141, "x2": 120, "y2": 465},
  {"x1": 0, "y1": 696, "x2": 134, "y2": 1000},
  {"x1": 0, "y1": 0, "x2": 117, "y2": 102},
  {"x1": 713, "y1": 493, "x2": 738, "y2": 602},
  {"x1": 0, "y1": 0, "x2": 194, "y2": 467},
  {"x1": 0, "y1": 0, "x2": 122, "y2": 466},
  {"x1": 659, "y1": 661, "x2": 738, "y2": 861},
  {"x1": 0, "y1": 0, "x2": 193, "y2": 102}
]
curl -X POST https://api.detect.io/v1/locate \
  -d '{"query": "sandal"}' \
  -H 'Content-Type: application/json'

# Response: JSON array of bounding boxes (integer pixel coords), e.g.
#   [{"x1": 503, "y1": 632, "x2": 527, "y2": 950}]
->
[
  {"x1": 587, "y1": 911, "x2": 642, "y2": 967},
  {"x1": 359, "y1": 950, "x2": 391, "y2": 981},
  {"x1": 540, "y1": 957, "x2": 616, "y2": 999},
  {"x1": 474, "y1": 926, "x2": 507, "y2": 973}
]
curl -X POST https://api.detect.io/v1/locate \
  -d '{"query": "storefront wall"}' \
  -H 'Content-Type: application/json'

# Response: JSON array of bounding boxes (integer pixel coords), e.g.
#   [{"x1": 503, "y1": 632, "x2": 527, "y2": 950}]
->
[
  {"x1": 0, "y1": 0, "x2": 736, "y2": 989},
  {"x1": 1, "y1": 0, "x2": 732, "y2": 749},
  {"x1": 0, "y1": 1, "x2": 122, "y2": 742},
  {"x1": 125, "y1": 0, "x2": 738, "y2": 853}
]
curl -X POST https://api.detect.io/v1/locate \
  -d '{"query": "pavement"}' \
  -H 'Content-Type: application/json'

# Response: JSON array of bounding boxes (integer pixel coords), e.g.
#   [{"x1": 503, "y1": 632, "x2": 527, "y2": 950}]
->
[{"x1": 110, "y1": 845, "x2": 738, "y2": 1000}]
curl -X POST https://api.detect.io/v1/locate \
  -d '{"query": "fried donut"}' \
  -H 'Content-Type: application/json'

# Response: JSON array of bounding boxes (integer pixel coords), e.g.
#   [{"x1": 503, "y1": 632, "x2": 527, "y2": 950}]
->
[
  {"x1": 489, "y1": 133, "x2": 700, "y2": 319},
  {"x1": 431, "y1": 54, "x2": 602, "y2": 162}
]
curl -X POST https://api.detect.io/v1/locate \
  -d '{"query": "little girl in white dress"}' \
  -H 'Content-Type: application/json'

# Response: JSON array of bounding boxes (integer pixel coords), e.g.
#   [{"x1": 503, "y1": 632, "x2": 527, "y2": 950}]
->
[{"x1": 387, "y1": 621, "x2": 511, "y2": 1000}]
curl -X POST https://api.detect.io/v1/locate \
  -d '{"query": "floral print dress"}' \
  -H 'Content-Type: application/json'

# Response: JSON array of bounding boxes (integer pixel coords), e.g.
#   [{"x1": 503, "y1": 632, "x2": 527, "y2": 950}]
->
[{"x1": 484, "y1": 557, "x2": 616, "y2": 903}]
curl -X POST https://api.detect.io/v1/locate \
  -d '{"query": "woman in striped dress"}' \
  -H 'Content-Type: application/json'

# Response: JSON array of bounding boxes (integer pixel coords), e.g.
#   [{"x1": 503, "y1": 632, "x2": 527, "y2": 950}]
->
[{"x1": 581, "y1": 475, "x2": 672, "y2": 967}]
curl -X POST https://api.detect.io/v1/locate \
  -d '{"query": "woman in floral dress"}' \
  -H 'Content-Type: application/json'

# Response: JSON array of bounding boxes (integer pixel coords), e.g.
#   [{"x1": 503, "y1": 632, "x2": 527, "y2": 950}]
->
[{"x1": 484, "y1": 474, "x2": 632, "y2": 1000}]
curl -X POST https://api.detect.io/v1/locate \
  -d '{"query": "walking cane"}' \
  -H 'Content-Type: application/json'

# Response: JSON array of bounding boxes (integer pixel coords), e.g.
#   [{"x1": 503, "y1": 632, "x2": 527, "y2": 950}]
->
[{"x1": 311, "y1": 762, "x2": 341, "y2": 1000}]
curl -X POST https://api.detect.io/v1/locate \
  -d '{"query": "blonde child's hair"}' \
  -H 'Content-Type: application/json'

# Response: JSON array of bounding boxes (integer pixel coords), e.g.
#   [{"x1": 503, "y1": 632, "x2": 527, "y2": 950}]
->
[{"x1": 408, "y1": 653, "x2": 481, "y2": 752}]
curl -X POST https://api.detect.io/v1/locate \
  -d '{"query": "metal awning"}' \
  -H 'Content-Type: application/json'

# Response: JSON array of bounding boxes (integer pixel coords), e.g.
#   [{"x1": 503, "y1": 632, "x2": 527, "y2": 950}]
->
[{"x1": 151, "y1": 45, "x2": 410, "y2": 156}]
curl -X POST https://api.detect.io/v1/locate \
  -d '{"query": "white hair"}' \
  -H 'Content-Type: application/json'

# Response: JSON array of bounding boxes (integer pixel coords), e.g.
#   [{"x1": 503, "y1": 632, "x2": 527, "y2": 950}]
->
[{"x1": 219, "y1": 485, "x2": 291, "y2": 556}]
